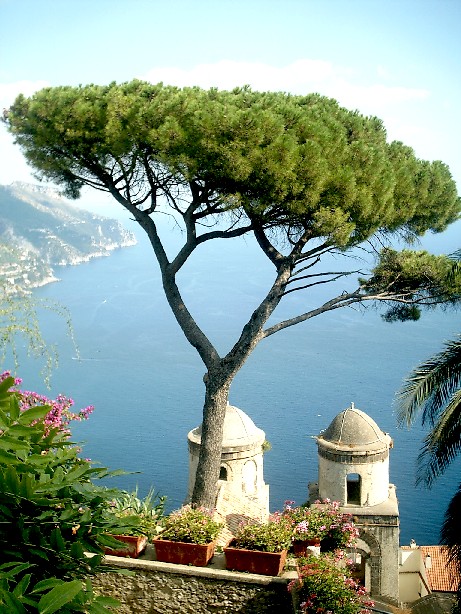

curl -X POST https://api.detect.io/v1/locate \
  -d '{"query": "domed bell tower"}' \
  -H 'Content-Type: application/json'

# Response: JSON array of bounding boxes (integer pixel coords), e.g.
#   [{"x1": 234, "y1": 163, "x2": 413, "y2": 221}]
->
[
  {"x1": 311, "y1": 403, "x2": 399, "y2": 605},
  {"x1": 188, "y1": 404, "x2": 269, "y2": 522}
]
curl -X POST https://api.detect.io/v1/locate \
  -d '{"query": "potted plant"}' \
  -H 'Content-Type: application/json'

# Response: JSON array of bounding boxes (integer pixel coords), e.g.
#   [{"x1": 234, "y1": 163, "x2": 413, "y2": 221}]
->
[
  {"x1": 152, "y1": 505, "x2": 223, "y2": 566},
  {"x1": 105, "y1": 487, "x2": 166, "y2": 558},
  {"x1": 288, "y1": 553, "x2": 375, "y2": 613},
  {"x1": 224, "y1": 512, "x2": 292, "y2": 576},
  {"x1": 283, "y1": 499, "x2": 359, "y2": 556}
]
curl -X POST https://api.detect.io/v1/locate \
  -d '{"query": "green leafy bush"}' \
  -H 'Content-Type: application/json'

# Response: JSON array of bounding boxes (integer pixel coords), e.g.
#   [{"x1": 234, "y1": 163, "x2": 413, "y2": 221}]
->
[
  {"x1": 158, "y1": 505, "x2": 222, "y2": 545},
  {"x1": 282, "y1": 499, "x2": 359, "y2": 548},
  {"x1": 289, "y1": 553, "x2": 375, "y2": 614},
  {"x1": 109, "y1": 487, "x2": 166, "y2": 540},
  {"x1": 232, "y1": 513, "x2": 292, "y2": 553},
  {"x1": 0, "y1": 374, "x2": 128, "y2": 612},
  {"x1": 0, "y1": 563, "x2": 119, "y2": 614}
]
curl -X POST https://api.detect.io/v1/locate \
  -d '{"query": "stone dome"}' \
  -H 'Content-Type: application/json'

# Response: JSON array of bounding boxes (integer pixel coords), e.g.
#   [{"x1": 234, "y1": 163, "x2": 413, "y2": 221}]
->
[
  {"x1": 318, "y1": 403, "x2": 392, "y2": 453},
  {"x1": 188, "y1": 404, "x2": 265, "y2": 452}
]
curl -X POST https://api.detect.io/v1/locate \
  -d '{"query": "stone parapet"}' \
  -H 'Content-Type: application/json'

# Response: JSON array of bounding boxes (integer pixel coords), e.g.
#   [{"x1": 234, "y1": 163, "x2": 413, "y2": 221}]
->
[{"x1": 92, "y1": 548, "x2": 296, "y2": 614}]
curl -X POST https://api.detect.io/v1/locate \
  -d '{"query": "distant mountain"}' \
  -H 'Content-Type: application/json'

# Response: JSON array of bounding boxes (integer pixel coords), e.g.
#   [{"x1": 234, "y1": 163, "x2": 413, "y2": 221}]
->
[{"x1": 0, "y1": 182, "x2": 136, "y2": 293}]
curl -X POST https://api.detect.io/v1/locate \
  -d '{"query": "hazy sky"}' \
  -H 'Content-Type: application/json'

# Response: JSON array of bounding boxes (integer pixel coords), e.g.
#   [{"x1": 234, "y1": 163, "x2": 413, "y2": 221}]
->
[{"x1": 1, "y1": 0, "x2": 460, "y2": 194}]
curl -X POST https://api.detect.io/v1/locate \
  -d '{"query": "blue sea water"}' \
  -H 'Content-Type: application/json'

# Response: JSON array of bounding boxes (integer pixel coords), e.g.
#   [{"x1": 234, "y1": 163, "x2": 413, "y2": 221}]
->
[{"x1": 11, "y1": 215, "x2": 461, "y2": 547}]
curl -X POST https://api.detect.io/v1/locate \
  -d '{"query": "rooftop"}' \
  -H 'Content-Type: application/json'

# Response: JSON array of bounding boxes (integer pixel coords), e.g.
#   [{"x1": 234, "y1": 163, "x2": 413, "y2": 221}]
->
[
  {"x1": 421, "y1": 545, "x2": 459, "y2": 593},
  {"x1": 401, "y1": 544, "x2": 460, "y2": 592}
]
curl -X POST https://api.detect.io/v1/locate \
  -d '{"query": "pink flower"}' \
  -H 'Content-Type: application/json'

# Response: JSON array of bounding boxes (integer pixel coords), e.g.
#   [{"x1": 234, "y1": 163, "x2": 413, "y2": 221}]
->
[
  {"x1": 0, "y1": 372, "x2": 95, "y2": 436},
  {"x1": 296, "y1": 520, "x2": 310, "y2": 534}
]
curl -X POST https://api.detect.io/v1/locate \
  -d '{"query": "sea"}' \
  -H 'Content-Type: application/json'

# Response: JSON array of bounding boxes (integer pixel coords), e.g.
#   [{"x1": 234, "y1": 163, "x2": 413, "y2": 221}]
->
[{"x1": 8, "y1": 205, "x2": 461, "y2": 547}]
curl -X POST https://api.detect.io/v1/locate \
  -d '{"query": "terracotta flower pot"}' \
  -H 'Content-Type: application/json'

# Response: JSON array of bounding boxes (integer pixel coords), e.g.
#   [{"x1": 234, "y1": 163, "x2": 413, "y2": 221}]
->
[
  {"x1": 224, "y1": 541, "x2": 287, "y2": 576},
  {"x1": 152, "y1": 538, "x2": 216, "y2": 567},
  {"x1": 104, "y1": 534, "x2": 148, "y2": 558},
  {"x1": 292, "y1": 538, "x2": 321, "y2": 557}
]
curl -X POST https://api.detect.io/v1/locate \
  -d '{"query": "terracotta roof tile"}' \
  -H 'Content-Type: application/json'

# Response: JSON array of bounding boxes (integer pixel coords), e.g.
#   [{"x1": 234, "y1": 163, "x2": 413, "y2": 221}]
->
[{"x1": 420, "y1": 546, "x2": 460, "y2": 593}]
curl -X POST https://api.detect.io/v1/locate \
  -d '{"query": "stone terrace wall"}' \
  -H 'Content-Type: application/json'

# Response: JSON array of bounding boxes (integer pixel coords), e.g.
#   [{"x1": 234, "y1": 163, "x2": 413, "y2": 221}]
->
[{"x1": 93, "y1": 551, "x2": 296, "y2": 614}]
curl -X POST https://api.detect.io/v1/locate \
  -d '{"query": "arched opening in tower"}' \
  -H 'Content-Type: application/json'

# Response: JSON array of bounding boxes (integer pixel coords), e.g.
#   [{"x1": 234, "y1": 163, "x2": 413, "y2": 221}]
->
[{"x1": 346, "y1": 472, "x2": 361, "y2": 505}]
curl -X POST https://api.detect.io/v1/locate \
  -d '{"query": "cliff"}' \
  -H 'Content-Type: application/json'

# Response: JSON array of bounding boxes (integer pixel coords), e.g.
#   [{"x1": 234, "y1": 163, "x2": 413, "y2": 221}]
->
[{"x1": 0, "y1": 182, "x2": 136, "y2": 293}]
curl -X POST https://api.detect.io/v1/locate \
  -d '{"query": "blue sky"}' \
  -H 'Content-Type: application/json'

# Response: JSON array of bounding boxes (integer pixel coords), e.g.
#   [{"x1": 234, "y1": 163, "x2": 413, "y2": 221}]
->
[{"x1": 1, "y1": 0, "x2": 460, "y2": 194}]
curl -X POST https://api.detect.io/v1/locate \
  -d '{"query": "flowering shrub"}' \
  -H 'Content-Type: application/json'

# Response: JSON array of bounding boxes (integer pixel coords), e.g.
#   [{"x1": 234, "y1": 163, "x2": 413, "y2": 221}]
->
[
  {"x1": 0, "y1": 374, "x2": 123, "y2": 612},
  {"x1": 158, "y1": 505, "x2": 223, "y2": 545},
  {"x1": 283, "y1": 499, "x2": 359, "y2": 549},
  {"x1": 0, "y1": 370, "x2": 94, "y2": 433},
  {"x1": 288, "y1": 553, "x2": 375, "y2": 614},
  {"x1": 232, "y1": 512, "x2": 293, "y2": 553}
]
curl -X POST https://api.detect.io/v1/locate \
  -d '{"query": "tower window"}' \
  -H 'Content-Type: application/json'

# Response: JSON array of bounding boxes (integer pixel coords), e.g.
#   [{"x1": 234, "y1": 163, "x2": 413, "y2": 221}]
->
[
  {"x1": 346, "y1": 473, "x2": 361, "y2": 504},
  {"x1": 219, "y1": 466, "x2": 228, "y2": 481}
]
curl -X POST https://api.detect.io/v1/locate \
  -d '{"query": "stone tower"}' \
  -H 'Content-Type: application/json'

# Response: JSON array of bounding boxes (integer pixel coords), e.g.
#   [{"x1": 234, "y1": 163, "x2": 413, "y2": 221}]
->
[
  {"x1": 311, "y1": 403, "x2": 399, "y2": 604},
  {"x1": 187, "y1": 404, "x2": 269, "y2": 520}
]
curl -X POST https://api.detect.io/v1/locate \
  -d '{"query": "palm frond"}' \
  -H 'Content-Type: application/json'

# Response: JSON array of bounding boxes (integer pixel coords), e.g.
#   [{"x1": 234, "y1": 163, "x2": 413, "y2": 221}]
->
[
  {"x1": 397, "y1": 335, "x2": 461, "y2": 428},
  {"x1": 417, "y1": 388, "x2": 461, "y2": 485}
]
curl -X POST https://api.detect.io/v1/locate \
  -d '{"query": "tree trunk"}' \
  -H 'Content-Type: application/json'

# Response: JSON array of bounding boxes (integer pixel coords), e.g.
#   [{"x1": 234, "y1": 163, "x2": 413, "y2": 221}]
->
[
  {"x1": 135, "y1": 213, "x2": 291, "y2": 508},
  {"x1": 191, "y1": 370, "x2": 232, "y2": 508}
]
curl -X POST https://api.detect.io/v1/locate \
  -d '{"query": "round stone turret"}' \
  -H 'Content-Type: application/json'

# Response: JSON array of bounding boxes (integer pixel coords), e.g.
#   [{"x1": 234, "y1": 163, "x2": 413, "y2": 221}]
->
[
  {"x1": 316, "y1": 403, "x2": 393, "y2": 506},
  {"x1": 188, "y1": 404, "x2": 265, "y2": 453},
  {"x1": 187, "y1": 404, "x2": 269, "y2": 518}
]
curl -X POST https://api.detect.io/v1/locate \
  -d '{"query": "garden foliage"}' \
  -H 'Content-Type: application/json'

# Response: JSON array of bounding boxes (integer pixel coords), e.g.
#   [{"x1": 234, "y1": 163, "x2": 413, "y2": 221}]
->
[
  {"x1": 158, "y1": 505, "x2": 222, "y2": 545},
  {"x1": 0, "y1": 374, "x2": 129, "y2": 613},
  {"x1": 289, "y1": 553, "x2": 374, "y2": 614}
]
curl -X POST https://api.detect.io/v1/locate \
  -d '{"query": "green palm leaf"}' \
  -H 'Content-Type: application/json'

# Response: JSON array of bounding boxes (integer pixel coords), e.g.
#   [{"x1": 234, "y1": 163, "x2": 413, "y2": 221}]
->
[
  {"x1": 397, "y1": 334, "x2": 461, "y2": 485},
  {"x1": 397, "y1": 335, "x2": 461, "y2": 427},
  {"x1": 417, "y1": 388, "x2": 461, "y2": 485}
]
